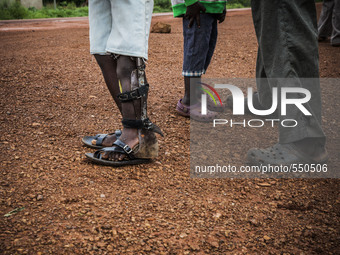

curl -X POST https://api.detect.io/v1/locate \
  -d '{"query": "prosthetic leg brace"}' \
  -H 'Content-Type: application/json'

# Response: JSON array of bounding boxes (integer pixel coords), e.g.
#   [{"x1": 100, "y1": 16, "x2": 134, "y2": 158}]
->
[{"x1": 85, "y1": 57, "x2": 163, "y2": 166}]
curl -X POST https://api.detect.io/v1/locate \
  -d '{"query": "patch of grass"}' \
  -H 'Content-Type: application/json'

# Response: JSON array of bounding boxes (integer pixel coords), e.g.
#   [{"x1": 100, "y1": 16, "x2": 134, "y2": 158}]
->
[
  {"x1": 0, "y1": 1, "x2": 88, "y2": 20},
  {"x1": 226, "y1": 3, "x2": 246, "y2": 9},
  {"x1": 25, "y1": 5, "x2": 88, "y2": 19},
  {"x1": 227, "y1": 0, "x2": 251, "y2": 8},
  {"x1": 0, "y1": 1, "x2": 28, "y2": 19},
  {"x1": 153, "y1": 5, "x2": 172, "y2": 13},
  {"x1": 154, "y1": 0, "x2": 172, "y2": 13}
]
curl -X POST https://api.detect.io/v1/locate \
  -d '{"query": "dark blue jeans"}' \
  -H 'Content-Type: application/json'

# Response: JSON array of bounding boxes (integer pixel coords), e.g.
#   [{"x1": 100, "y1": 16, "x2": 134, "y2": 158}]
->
[{"x1": 182, "y1": 13, "x2": 218, "y2": 77}]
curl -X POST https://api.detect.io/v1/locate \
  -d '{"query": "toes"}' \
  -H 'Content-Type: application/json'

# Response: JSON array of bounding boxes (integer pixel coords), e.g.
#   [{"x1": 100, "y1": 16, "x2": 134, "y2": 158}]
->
[
  {"x1": 110, "y1": 152, "x2": 117, "y2": 161},
  {"x1": 95, "y1": 150, "x2": 127, "y2": 162},
  {"x1": 118, "y1": 153, "x2": 126, "y2": 161}
]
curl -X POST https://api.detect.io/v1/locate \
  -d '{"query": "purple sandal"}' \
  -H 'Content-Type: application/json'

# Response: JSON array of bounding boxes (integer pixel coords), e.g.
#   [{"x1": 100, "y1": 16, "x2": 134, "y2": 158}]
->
[{"x1": 176, "y1": 99, "x2": 217, "y2": 122}]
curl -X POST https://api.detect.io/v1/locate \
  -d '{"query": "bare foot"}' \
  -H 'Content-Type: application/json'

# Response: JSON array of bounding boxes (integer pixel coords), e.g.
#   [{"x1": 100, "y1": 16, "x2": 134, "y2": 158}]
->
[
  {"x1": 101, "y1": 128, "x2": 139, "y2": 161},
  {"x1": 91, "y1": 133, "x2": 119, "y2": 147}
]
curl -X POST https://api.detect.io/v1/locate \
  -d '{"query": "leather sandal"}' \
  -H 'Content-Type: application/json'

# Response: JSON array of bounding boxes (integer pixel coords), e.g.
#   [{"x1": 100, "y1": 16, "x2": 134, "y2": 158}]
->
[{"x1": 85, "y1": 128, "x2": 158, "y2": 166}]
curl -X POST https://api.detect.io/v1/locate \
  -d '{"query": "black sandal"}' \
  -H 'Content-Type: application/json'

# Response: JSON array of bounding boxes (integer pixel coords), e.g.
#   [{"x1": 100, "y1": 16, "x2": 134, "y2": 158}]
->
[{"x1": 85, "y1": 128, "x2": 158, "y2": 166}]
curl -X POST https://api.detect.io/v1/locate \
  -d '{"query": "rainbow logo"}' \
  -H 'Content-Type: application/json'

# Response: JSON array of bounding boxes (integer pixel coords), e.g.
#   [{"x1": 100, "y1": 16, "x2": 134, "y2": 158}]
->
[{"x1": 200, "y1": 82, "x2": 223, "y2": 106}]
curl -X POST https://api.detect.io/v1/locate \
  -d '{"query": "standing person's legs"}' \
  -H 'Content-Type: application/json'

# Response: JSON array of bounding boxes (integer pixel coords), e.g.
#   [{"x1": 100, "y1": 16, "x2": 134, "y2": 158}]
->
[
  {"x1": 83, "y1": 0, "x2": 122, "y2": 148},
  {"x1": 331, "y1": 0, "x2": 340, "y2": 46},
  {"x1": 86, "y1": 0, "x2": 163, "y2": 165},
  {"x1": 318, "y1": 0, "x2": 334, "y2": 41},
  {"x1": 181, "y1": 14, "x2": 216, "y2": 106},
  {"x1": 176, "y1": 14, "x2": 220, "y2": 120},
  {"x1": 247, "y1": 0, "x2": 328, "y2": 165}
]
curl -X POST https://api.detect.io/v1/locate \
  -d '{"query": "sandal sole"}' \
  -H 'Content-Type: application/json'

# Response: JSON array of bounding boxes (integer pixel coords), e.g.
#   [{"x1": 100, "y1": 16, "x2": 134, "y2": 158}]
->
[
  {"x1": 85, "y1": 153, "x2": 151, "y2": 167},
  {"x1": 175, "y1": 107, "x2": 190, "y2": 118}
]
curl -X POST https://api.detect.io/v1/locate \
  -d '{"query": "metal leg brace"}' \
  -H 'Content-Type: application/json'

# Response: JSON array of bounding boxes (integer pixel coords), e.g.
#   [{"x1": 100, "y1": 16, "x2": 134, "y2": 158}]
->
[{"x1": 117, "y1": 57, "x2": 163, "y2": 136}]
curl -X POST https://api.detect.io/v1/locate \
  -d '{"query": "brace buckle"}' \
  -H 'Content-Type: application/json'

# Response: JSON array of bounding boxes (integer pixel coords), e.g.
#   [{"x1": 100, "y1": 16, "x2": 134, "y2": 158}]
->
[
  {"x1": 130, "y1": 89, "x2": 142, "y2": 99},
  {"x1": 123, "y1": 145, "x2": 133, "y2": 154},
  {"x1": 118, "y1": 93, "x2": 129, "y2": 101}
]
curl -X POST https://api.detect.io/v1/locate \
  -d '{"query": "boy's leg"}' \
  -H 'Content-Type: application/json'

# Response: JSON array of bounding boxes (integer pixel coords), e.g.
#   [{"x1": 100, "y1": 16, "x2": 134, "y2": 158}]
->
[
  {"x1": 182, "y1": 76, "x2": 201, "y2": 106},
  {"x1": 85, "y1": 0, "x2": 155, "y2": 150},
  {"x1": 94, "y1": 55, "x2": 122, "y2": 113},
  {"x1": 102, "y1": 56, "x2": 139, "y2": 160},
  {"x1": 98, "y1": 56, "x2": 162, "y2": 161},
  {"x1": 181, "y1": 14, "x2": 215, "y2": 106},
  {"x1": 203, "y1": 16, "x2": 218, "y2": 73},
  {"x1": 86, "y1": 55, "x2": 122, "y2": 147},
  {"x1": 84, "y1": 0, "x2": 122, "y2": 148}
]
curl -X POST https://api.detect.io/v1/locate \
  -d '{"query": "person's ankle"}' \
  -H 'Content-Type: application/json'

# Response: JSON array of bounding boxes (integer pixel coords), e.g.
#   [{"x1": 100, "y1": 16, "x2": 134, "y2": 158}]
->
[
  {"x1": 121, "y1": 127, "x2": 138, "y2": 137},
  {"x1": 182, "y1": 97, "x2": 190, "y2": 106}
]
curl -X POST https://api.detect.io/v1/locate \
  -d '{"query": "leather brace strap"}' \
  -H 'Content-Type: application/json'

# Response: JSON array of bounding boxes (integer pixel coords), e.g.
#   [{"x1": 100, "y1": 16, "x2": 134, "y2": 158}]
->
[
  {"x1": 117, "y1": 84, "x2": 149, "y2": 102},
  {"x1": 122, "y1": 119, "x2": 144, "y2": 129},
  {"x1": 122, "y1": 118, "x2": 164, "y2": 137}
]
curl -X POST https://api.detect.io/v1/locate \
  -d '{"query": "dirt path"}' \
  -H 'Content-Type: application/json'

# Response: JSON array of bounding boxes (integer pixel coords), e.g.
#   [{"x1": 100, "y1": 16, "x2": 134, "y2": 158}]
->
[{"x1": 0, "y1": 6, "x2": 339, "y2": 254}]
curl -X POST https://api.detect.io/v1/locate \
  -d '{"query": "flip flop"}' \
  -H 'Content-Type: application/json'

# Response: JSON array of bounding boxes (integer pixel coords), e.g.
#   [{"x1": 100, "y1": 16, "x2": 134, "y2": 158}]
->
[
  {"x1": 175, "y1": 99, "x2": 217, "y2": 122},
  {"x1": 247, "y1": 143, "x2": 329, "y2": 166},
  {"x1": 85, "y1": 139, "x2": 151, "y2": 167},
  {"x1": 175, "y1": 99, "x2": 191, "y2": 117},
  {"x1": 82, "y1": 130, "x2": 122, "y2": 149}
]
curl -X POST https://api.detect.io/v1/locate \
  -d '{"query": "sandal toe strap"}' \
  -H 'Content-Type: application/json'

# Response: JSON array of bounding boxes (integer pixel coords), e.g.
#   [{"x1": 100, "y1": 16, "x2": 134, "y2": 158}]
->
[
  {"x1": 93, "y1": 141, "x2": 136, "y2": 160},
  {"x1": 95, "y1": 134, "x2": 108, "y2": 146},
  {"x1": 112, "y1": 140, "x2": 135, "y2": 158},
  {"x1": 93, "y1": 130, "x2": 122, "y2": 146}
]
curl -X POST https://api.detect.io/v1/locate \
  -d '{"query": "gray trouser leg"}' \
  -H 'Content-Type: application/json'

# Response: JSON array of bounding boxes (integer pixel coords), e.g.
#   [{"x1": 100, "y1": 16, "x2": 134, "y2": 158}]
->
[
  {"x1": 318, "y1": 0, "x2": 334, "y2": 38},
  {"x1": 331, "y1": 0, "x2": 340, "y2": 44},
  {"x1": 251, "y1": 0, "x2": 326, "y2": 144}
]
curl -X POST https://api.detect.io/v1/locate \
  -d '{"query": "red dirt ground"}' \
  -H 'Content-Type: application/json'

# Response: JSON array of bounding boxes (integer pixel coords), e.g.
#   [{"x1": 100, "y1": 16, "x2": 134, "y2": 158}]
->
[{"x1": 0, "y1": 6, "x2": 339, "y2": 255}]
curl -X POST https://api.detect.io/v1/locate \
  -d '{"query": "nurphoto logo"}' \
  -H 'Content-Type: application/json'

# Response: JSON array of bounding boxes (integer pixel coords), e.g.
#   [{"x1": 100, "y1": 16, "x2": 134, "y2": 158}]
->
[{"x1": 201, "y1": 84, "x2": 312, "y2": 128}]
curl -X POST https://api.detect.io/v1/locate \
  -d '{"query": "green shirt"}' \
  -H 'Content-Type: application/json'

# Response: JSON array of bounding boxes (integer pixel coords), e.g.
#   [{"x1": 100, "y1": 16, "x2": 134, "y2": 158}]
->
[{"x1": 171, "y1": 0, "x2": 227, "y2": 17}]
